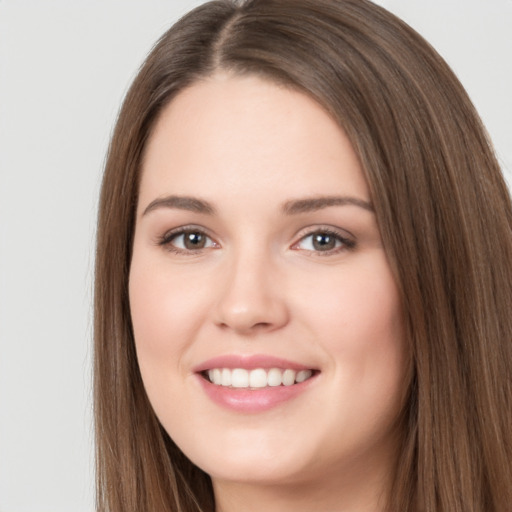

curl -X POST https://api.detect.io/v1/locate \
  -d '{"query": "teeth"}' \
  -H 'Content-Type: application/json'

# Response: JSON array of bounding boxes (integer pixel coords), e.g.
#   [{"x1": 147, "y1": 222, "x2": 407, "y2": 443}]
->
[
  {"x1": 249, "y1": 368, "x2": 268, "y2": 388},
  {"x1": 206, "y1": 367, "x2": 313, "y2": 388},
  {"x1": 267, "y1": 368, "x2": 282, "y2": 387},
  {"x1": 282, "y1": 369, "x2": 296, "y2": 386},
  {"x1": 231, "y1": 369, "x2": 249, "y2": 388},
  {"x1": 221, "y1": 368, "x2": 231, "y2": 387},
  {"x1": 295, "y1": 370, "x2": 311, "y2": 383}
]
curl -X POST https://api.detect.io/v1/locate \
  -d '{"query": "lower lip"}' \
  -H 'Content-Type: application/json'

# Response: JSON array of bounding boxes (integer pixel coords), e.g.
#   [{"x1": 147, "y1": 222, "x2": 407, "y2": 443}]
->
[{"x1": 196, "y1": 374, "x2": 317, "y2": 413}]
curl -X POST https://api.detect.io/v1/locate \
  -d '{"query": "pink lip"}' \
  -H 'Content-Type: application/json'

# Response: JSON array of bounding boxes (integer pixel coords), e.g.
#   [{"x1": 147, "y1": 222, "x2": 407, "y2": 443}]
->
[
  {"x1": 193, "y1": 354, "x2": 314, "y2": 373},
  {"x1": 193, "y1": 354, "x2": 319, "y2": 413}
]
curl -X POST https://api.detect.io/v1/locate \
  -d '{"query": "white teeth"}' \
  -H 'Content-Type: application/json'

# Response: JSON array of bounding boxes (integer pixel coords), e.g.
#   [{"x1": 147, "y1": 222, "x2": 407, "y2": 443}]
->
[
  {"x1": 231, "y1": 368, "x2": 249, "y2": 388},
  {"x1": 205, "y1": 367, "x2": 314, "y2": 388},
  {"x1": 221, "y1": 368, "x2": 232, "y2": 387},
  {"x1": 249, "y1": 368, "x2": 268, "y2": 388},
  {"x1": 267, "y1": 368, "x2": 282, "y2": 387},
  {"x1": 282, "y1": 369, "x2": 296, "y2": 386},
  {"x1": 296, "y1": 369, "x2": 312, "y2": 383}
]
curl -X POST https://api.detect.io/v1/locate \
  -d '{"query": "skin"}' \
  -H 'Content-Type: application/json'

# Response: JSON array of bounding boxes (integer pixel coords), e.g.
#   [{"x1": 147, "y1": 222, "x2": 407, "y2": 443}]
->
[{"x1": 129, "y1": 73, "x2": 408, "y2": 512}]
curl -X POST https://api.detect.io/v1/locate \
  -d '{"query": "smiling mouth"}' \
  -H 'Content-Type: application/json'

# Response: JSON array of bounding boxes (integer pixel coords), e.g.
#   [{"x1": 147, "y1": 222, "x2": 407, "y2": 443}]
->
[{"x1": 203, "y1": 368, "x2": 316, "y2": 389}]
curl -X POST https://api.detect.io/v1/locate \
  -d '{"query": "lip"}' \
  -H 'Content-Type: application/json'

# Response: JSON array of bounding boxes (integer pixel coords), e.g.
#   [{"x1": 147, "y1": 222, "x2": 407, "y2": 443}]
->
[
  {"x1": 193, "y1": 354, "x2": 314, "y2": 373},
  {"x1": 193, "y1": 354, "x2": 319, "y2": 413}
]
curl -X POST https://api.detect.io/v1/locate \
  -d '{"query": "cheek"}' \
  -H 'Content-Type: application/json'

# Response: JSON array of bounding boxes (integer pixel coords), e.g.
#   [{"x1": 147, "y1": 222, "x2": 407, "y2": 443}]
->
[
  {"x1": 300, "y1": 255, "x2": 406, "y2": 412},
  {"x1": 301, "y1": 255, "x2": 403, "y2": 348},
  {"x1": 128, "y1": 252, "x2": 201, "y2": 390},
  {"x1": 128, "y1": 254, "x2": 211, "y2": 429},
  {"x1": 129, "y1": 268, "x2": 173, "y2": 356},
  {"x1": 129, "y1": 251, "x2": 208, "y2": 352}
]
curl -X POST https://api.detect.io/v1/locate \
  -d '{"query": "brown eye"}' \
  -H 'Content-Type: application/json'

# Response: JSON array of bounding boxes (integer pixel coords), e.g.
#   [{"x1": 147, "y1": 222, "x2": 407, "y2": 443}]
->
[
  {"x1": 162, "y1": 229, "x2": 216, "y2": 252},
  {"x1": 294, "y1": 229, "x2": 356, "y2": 254},
  {"x1": 182, "y1": 231, "x2": 207, "y2": 249},
  {"x1": 312, "y1": 233, "x2": 337, "y2": 251}
]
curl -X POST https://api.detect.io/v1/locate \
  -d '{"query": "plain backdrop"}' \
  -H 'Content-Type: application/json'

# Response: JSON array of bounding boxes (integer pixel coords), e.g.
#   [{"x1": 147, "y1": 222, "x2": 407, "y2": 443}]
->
[{"x1": 0, "y1": 1, "x2": 510, "y2": 511}]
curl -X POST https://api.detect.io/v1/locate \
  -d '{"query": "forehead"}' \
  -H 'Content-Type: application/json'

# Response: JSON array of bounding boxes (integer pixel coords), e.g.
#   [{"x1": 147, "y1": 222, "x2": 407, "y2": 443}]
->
[{"x1": 139, "y1": 73, "x2": 369, "y2": 211}]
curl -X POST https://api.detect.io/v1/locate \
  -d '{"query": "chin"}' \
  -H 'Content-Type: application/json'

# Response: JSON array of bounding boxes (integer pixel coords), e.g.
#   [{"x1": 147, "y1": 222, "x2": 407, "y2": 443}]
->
[
  {"x1": 203, "y1": 453, "x2": 313, "y2": 486},
  {"x1": 178, "y1": 427, "x2": 318, "y2": 485}
]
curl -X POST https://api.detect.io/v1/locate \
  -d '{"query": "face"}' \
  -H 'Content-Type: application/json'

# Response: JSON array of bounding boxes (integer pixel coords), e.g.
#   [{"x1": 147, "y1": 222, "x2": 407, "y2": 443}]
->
[{"x1": 129, "y1": 74, "x2": 407, "y2": 492}]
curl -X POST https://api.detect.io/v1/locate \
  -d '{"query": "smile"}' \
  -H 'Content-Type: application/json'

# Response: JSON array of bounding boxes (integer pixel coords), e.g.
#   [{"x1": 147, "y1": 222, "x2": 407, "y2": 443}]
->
[
  {"x1": 194, "y1": 355, "x2": 319, "y2": 412},
  {"x1": 206, "y1": 368, "x2": 314, "y2": 388}
]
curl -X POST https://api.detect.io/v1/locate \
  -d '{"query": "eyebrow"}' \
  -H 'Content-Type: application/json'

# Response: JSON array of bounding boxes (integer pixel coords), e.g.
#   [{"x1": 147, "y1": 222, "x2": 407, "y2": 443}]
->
[
  {"x1": 142, "y1": 195, "x2": 216, "y2": 217},
  {"x1": 282, "y1": 196, "x2": 374, "y2": 214},
  {"x1": 141, "y1": 194, "x2": 373, "y2": 218}
]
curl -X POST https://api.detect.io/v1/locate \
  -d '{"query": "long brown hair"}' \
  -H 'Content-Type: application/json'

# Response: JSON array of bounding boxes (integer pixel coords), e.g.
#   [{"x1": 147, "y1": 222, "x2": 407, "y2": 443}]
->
[{"x1": 94, "y1": 1, "x2": 512, "y2": 510}]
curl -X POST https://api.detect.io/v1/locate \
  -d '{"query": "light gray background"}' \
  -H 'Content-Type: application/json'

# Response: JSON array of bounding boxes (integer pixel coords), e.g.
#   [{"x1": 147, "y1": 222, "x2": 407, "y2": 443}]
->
[{"x1": 0, "y1": 1, "x2": 510, "y2": 511}]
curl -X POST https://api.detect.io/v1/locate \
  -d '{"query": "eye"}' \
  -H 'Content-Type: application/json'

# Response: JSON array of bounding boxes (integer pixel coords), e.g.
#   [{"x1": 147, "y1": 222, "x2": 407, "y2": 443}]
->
[
  {"x1": 293, "y1": 229, "x2": 355, "y2": 254},
  {"x1": 159, "y1": 228, "x2": 218, "y2": 253}
]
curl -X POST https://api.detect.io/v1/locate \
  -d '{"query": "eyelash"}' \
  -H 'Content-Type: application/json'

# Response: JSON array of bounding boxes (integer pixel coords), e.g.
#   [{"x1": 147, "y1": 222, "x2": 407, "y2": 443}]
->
[
  {"x1": 157, "y1": 226, "x2": 356, "y2": 256},
  {"x1": 292, "y1": 228, "x2": 356, "y2": 256},
  {"x1": 158, "y1": 225, "x2": 217, "y2": 255}
]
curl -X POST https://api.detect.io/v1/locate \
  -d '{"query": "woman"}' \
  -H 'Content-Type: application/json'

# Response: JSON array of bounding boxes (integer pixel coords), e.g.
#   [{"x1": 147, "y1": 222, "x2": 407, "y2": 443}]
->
[{"x1": 94, "y1": 0, "x2": 512, "y2": 510}]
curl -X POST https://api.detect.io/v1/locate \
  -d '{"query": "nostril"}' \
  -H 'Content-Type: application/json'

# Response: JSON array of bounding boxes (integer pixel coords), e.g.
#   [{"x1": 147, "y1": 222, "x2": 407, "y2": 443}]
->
[
  {"x1": 253, "y1": 321, "x2": 272, "y2": 329},
  {"x1": 216, "y1": 320, "x2": 277, "y2": 335}
]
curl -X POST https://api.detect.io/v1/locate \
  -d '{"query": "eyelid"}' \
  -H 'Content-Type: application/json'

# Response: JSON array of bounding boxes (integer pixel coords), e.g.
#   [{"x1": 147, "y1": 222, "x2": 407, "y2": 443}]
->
[
  {"x1": 155, "y1": 224, "x2": 355, "y2": 256},
  {"x1": 157, "y1": 224, "x2": 220, "y2": 253},
  {"x1": 290, "y1": 225, "x2": 356, "y2": 254}
]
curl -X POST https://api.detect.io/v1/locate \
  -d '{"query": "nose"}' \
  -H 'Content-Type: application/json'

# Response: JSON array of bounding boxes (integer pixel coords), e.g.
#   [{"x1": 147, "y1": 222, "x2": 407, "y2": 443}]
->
[{"x1": 213, "y1": 251, "x2": 290, "y2": 335}]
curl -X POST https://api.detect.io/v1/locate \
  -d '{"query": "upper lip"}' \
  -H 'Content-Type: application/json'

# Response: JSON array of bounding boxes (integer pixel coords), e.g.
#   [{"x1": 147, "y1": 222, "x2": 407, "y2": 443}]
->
[{"x1": 193, "y1": 354, "x2": 317, "y2": 373}]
